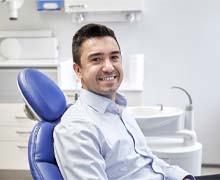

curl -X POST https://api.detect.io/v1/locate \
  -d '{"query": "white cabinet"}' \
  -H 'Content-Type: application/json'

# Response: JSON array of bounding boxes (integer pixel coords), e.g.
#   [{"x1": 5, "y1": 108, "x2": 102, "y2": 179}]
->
[
  {"x1": 64, "y1": 0, "x2": 144, "y2": 22},
  {"x1": 64, "y1": 0, "x2": 144, "y2": 12},
  {"x1": 0, "y1": 103, "x2": 36, "y2": 170}
]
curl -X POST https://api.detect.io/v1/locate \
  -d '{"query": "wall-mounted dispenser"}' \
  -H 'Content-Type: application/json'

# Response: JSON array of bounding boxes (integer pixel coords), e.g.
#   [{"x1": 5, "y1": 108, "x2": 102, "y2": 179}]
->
[
  {"x1": 0, "y1": 0, "x2": 24, "y2": 20},
  {"x1": 63, "y1": 0, "x2": 144, "y2": 23},
  {"x1": 37, "y1": 0, "x2": 64, "y2": 11}
]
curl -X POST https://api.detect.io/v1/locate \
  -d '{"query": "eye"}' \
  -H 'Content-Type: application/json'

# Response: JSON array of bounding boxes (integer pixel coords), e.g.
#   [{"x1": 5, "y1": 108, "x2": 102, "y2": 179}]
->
[
  {"x1": 90, "y1": 57, "x2": 102, "y2": 63},
  {"x1": 111, "y1": 55, "x2": 120, "y2": 62}
]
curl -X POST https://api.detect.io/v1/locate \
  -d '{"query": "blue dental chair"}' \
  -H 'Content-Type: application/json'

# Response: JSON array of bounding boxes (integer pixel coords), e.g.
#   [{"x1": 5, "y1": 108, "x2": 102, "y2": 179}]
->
[{"x1": 17, "y1": 68, "x2": 67, "y2": 180}]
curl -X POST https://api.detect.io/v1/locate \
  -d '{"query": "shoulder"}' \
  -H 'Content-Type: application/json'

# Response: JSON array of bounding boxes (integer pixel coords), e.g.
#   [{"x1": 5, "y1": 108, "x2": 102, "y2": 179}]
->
[
  {"x1": 62, "y1": 103, "x2": 85, "y2": 122},
  {"x1": 54, "y1": 102, "x2": 98, "y2": 135}
]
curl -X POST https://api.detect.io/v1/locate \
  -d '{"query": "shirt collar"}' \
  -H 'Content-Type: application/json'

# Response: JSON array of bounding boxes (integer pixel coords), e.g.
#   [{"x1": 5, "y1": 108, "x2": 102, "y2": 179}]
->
[{"x1": 79, "y1": 88, "x2": 127, "y2": 114}]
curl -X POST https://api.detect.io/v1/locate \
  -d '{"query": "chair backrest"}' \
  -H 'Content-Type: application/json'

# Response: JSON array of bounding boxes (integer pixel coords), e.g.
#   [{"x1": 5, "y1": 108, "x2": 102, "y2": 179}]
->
[{"x1": 17, "y1": 68, "x2": 67, "y2": 180}]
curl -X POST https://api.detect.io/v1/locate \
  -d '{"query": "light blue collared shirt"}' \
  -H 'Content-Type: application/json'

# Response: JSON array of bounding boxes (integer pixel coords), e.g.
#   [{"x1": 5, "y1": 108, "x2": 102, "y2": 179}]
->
[{"x1": 54, "y1": 89, "x2": 194, "y2": 180}]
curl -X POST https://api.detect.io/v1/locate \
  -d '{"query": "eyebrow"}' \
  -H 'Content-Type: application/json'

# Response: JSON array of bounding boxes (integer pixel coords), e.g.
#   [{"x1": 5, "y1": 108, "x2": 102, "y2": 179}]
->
[
  {"x1": 88, "y1": 53, "x2": 103, "y2": 59},
  {"x1": 88, "y1": 51, "x2": 121, "y2": 59},
  {"x1": 111, "y1": 50, "x2": 121, "y2": 55}
]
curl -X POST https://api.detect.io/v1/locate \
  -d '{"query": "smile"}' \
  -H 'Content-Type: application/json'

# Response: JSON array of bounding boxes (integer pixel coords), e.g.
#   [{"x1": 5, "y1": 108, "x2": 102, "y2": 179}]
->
[{"x1": 98, "y1": 75, "x2": 117, "y2": 81}]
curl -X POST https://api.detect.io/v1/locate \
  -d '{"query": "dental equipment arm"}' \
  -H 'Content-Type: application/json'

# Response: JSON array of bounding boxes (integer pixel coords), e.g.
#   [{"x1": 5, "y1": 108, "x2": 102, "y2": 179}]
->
[{"x1": 172, "y1": 86, "x2": 194, "y2": 130}]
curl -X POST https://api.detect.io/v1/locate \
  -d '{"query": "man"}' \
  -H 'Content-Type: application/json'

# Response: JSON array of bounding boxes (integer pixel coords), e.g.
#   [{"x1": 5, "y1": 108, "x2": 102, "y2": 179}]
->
[{"x1": 54, "y1": 23, "x2": 194, "y2": 180}]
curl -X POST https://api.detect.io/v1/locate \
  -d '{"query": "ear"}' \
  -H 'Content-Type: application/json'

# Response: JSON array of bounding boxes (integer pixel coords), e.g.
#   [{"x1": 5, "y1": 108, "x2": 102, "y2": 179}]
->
[{"x1": 73, "y1": 63, "x2": 82, "y2": 79}]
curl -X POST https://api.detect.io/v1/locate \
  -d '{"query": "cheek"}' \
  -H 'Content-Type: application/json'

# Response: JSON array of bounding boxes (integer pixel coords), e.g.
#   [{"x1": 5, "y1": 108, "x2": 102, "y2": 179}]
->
[
  {"x1": 82, "y1": 67, "x2": 98, "y2": 80},
  {"x1": 117, "y1": 64, "x2": 123, "y2": 75}
]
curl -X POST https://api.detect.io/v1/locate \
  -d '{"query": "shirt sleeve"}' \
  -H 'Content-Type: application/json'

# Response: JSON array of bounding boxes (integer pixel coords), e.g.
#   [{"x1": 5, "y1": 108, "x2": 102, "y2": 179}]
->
[
  {"x1": 54, "y1": 120, "x2": 108, "y2": 180},
  {"x1": 150, "y1": 153, "x2": 194, "y2": 180},
  {"x1": 184, "y1": 175, "x2": 196, "y2": 180}
]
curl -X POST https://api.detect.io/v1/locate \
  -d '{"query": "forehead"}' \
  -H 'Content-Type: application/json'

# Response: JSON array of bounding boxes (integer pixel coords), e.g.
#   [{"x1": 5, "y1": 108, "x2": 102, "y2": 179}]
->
[{"x1": 80, "y1": 36, "x2": 120, "y2": 55}]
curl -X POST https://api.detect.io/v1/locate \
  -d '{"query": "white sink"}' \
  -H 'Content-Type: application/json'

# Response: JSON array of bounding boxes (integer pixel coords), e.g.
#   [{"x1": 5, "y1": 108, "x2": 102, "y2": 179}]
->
[{"x1": 127, "y1": 106, "x2": 184, "y2": 136}]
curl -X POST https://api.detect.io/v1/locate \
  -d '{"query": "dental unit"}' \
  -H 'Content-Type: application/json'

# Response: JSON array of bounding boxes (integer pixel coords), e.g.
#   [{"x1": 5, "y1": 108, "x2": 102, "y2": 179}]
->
[{"x1": 128, "y1": 86, "x2": 202, "y2": 176}]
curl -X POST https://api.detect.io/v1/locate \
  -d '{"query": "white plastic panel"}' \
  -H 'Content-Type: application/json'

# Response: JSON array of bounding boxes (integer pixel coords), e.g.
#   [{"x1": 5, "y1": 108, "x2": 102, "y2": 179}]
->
[{"x1": 64, "y1": 0, "x2": 144, "y2": 13}]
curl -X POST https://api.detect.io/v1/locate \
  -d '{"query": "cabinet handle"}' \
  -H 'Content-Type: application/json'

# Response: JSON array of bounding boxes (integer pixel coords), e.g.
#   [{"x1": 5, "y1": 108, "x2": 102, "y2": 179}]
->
[
  {"x1": 16, "y1": 130, "x2": 31, "y2": 134},
  {"x1": 69, "y1": 4, "x2": 87, "y2": 9},
  {"x1": 17, "y1": 145, "x2": 28, "y2": 149},
  {"x1": 15, "y1": 115, "x2": 29, "y2": 120},
  {"x1": 66, "y1": 94, "x2": 74, "y2": 97}
]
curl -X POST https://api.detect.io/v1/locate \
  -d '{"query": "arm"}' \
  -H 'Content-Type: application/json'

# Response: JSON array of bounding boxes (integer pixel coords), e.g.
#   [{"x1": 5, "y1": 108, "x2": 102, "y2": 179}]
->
[
  {"x1": 150, "y1": 153, "x2": 195, "y2": 180},
  {"x1": 54, "y1": 120, "x2": 108, "y2": 180}
]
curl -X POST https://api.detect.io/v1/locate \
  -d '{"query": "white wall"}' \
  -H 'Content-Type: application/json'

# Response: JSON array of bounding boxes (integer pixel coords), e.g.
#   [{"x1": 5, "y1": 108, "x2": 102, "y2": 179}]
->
[{"x1": 1, "y1": 0, "x2": 220, "y2": 164}]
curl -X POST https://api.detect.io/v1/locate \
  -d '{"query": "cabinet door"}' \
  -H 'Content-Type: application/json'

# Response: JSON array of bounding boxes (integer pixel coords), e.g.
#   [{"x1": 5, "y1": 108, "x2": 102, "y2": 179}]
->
[
  {"x1": 0, "y1": 142, "x2": 29, "y2": 170},
  {"x1": 0, "y1": 67, "x2": 58, "y2": 103},
  {"x1": 0, "y1": 103, "x2": 36, "y2": 170},
  {"x1": 0, "y1": 126, "x2": 32, "y2": 141},
  {"x1": 0, "y1": 103, "x2": 36, "y2": 126}
]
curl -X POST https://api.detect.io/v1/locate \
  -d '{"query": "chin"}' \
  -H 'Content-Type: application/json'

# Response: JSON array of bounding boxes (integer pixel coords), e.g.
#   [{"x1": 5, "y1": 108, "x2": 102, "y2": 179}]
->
[{"x1": 101, "y1": 89, "x2": 119, "y2": 98}]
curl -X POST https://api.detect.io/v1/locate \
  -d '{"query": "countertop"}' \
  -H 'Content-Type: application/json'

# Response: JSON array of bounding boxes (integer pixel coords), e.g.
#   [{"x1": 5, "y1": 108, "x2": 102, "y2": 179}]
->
[{"x1": 0, "y1": 59, "x2": 61, "y2": 68}]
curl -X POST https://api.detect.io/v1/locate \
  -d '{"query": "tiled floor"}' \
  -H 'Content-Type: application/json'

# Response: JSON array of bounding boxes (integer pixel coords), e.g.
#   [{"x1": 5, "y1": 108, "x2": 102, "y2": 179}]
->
[{"x1": 0, "y1": 170, "x2": 32, "y2": 180}]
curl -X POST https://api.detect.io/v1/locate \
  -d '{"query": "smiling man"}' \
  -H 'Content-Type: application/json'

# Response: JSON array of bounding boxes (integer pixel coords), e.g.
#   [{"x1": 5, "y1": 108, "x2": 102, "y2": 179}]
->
[
  {"x1": 74, "y1": 35, "x2": 123, "y2": 100},
  {"x1": 53, "y1": 23, "x2": 194, "y2": 180}
]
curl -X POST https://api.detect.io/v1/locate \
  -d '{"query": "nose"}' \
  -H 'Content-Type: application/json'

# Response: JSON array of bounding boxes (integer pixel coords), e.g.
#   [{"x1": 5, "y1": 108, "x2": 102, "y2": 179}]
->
[{"x1": 102, "y1": 58, "x2": 114, "y2": 72}]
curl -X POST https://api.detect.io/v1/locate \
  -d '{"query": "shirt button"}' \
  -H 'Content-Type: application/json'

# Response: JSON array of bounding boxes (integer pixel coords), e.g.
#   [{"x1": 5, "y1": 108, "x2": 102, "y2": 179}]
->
[{"x1": 119, "y1": 167, "x2": 127, "y2": 172}]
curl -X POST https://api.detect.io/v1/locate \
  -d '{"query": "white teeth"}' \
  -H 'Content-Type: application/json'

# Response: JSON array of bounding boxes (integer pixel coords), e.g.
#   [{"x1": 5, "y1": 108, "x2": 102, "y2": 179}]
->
[{"x1": 101, "y1": 76, "x2": 115, "y2": 81}]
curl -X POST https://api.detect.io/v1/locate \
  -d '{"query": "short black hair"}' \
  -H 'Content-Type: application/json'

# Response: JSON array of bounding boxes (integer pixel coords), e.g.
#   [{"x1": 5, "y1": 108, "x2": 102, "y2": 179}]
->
[{"x1": 72, "y1": 23, "x2": 120, "y2": 65}]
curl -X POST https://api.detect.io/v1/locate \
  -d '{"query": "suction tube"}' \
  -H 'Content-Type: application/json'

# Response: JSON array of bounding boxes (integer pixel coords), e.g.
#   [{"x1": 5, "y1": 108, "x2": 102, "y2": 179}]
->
[{"x1": 171, "y1": 86, "x2": 194, "y2": 130}]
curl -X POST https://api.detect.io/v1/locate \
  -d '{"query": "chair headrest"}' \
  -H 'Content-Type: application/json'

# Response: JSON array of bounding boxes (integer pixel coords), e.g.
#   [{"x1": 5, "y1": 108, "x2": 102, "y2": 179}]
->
[{"x1": 17, "y1": 68, "x2": 67, "y2": 122}]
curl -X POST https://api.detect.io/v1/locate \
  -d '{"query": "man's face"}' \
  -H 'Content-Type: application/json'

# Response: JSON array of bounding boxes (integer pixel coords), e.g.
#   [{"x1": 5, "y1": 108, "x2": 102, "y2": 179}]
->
[{"x1": 74, "y1": 36, "x2": 123, "y2": 100}]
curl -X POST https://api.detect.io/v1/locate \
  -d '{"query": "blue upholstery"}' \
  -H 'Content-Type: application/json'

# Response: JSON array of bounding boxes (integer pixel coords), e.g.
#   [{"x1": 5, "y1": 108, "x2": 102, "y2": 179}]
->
[
  {"x1": 17, "y1": 68, "x2": 66, "y2": 122},
  {"x1": 17, "y1": 68, "x2": 67, "y2": 180}
]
